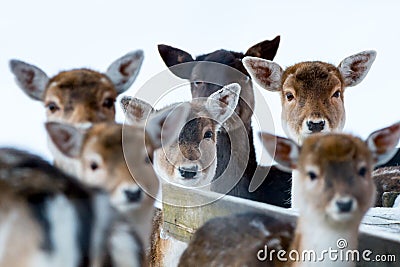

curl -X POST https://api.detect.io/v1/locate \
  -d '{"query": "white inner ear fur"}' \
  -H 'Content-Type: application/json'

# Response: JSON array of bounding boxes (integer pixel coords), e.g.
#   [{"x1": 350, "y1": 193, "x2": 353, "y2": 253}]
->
[
  {"x1": 242, "y1": 56, "x2": 283, "y2": 91},
  {"x1": 338, "y1": 50, "x2": 376, "y2": 87},
  {"x1": 206, "y1": 83, "x2": 240, "y2": 124}
]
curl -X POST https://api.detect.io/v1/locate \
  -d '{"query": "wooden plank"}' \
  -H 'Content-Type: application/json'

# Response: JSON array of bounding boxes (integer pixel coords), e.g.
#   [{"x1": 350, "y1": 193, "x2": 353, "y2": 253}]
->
[{"x1": 162, "y1": 184, "x2": 400, "y2": 266}]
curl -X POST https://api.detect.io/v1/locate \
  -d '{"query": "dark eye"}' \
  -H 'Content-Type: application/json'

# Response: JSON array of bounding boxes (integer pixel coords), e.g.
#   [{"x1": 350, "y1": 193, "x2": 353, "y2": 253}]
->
[
  {"x1": 90, "y1": 162, "x2": 99, "y2": 171},
  {"x1": 285, "y1": 92, "x2": 294, "y2": 101},
  {"x1": 102, "y1": 98, "x2": 115, "y2": 109},
  {"x1": 358, "y1": 167, "x2": 367, "y2": 177},
  {"x1": 46, "y1": 102, "x2": 60, "y2": 113},
  {"x1": 204, "y1": 130, "x2": 213, "y2": 139},
  {"x1": 332, "y1": 90, "x2": 341, "y2": 98},
  {"x1": 308, "y1": 171, "x2": 317, "y2": 180}
]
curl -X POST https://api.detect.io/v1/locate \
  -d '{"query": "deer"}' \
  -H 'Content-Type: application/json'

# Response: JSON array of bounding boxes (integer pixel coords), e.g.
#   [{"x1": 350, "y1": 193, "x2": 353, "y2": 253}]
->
[
  {"x1": 158, "y1": 36, "x2": 293, "y2": 207},
  {"x1": 178, "y1": 121, "x2": 400, "y2": 267},
  {"x1": 45, "y1": 104, "x2": 190, "y2": 254},
  {"x1": 121, "y1": 83, "x2": 241, "y2": 267},
  {"x1": 9, "y1": 50, "x2": 144, "y2": 177},
  {"x1": 242, "y1": 50, "x2": 377, "y2": 208},
  {"x1": 0, "y1": 148, "x2": 132, "y2": 267}
]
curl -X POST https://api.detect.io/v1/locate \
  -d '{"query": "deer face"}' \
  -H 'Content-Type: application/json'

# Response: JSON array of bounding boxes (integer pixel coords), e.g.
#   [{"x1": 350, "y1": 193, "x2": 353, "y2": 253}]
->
[
  {"x1": 158, "y1": 36, "x2": 280, "y2": 127},
  {"x1": 122, "y1": 83, "x2": 240, "y2": 187},
  {"x1": 10, "y1": 50, "x2": 144, "y2": 124},
  {"x1": 244, "y1": 50, "x2": 376, "y2": 144},
  {"x1": 46, "y1": 104, "x2": 190, "y2": 212},
  {"x1": 260, "y1": 122, "x2": 400, "y2": 225}
]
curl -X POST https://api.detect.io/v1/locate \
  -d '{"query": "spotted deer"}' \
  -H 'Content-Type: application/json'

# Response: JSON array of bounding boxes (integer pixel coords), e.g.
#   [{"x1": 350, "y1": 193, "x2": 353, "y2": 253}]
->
[
  {"x1": 158, "y1": 37, "x2": 293, "y2": 207},
  {"x1": 0, "y1": 148, "x2": 118, "y2": 267},
  {"x1": 178, "y1": 122, "x2": 400, "y2": 267},
  {"x1": 121, "y1": 84, "x2": 240, "y2": 267},
  {"x1": 45, "y1": 104, "x2": 190, "y2": 251},
  {"x1": 9, "y1": 50, "x2": 144, "y2": 176},
  {"x1": 243, "y1": 51, "x2": 377, "y2": 207}
]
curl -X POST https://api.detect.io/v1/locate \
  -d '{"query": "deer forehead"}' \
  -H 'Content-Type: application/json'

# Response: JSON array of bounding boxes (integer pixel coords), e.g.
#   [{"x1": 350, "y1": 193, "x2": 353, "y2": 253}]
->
[
  {"x1": 178, "y1": 117, "x2": 217, "y2": 143},
  {"x1": 299, "y1": 134, "x2": 371, "y2": 168},
  {"x1": 282, "y1": 62, "x2": 343, "y2": 97},
  {"x1": 44, "y1": 69, "x2": 117, "y2": 103}
]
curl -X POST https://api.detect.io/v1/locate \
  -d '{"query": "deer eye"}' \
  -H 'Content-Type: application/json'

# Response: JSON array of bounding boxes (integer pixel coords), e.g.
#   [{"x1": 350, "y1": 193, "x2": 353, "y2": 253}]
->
[
  {"x1": 102, "y1": 98, "x2": 115, "y2": 109},
  {"x1": 285, "y1": 92, "x2": 294, "y2": 102},
  {"x1": 358, "y1": 167, "x2": 367, "y2": 177},
  {"x1": 332, "y1": 90, "x2": 341, "y2": 98},
  {"x1": 203, "y1": 130, "x2": 213, "y2": 139},
  {"x1": 308, "y1": 171, "x2": 317, "y2": 181},
  {"x1": 90, "y1": 162, "x2": 99, "y2": 171},
  {"x1": 46, "y1": 102, "x2": 60, "y2": 113}
]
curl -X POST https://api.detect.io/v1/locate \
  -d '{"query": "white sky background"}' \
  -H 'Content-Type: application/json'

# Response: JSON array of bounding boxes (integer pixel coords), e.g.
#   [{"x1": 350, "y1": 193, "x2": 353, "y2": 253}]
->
[{"x1": 0, "y1": 0, "x2": 399, "y2": 163}]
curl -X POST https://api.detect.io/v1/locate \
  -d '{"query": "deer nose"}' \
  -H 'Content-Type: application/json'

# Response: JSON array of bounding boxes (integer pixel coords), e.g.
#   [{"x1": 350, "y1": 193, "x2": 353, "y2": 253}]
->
[
  {"x1": 307, "y1": 120, "x2": 325, "y2": 133},
  {"x1": 336, "y1": 198, "x2": 353, "y2": 213},
  {"x1": 124, "y1": 189, "x2": 142, "y2": 203},
  {"x1": 178, "y1": 165, "x2": 198, "y2": 179}
]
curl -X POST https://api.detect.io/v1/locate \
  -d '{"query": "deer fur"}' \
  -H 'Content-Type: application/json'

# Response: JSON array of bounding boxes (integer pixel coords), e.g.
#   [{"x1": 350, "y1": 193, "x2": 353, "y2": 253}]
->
[
  {"x1": 46, "y1": 104, "x2": 190, "y2": 252},
  {"x1": 9, "y1": 50, "x2": 144, "y2": 177},
  {"x1": 178, "y1": 122, "x2": 400, "y2": 267},
  {"x1": 158, "y1": 37, "x2": 292, "y2": 207}
]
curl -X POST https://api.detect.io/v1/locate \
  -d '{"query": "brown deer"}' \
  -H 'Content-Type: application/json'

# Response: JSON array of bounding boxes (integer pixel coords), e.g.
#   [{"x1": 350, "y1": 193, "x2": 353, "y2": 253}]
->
[
  {"x1": 0, "y1": 148, "x2": 123, "y2": 267},
  {"x1": 45, "y1": 104, "x2": 190, "y2": 251},
  {"x1": 9, "y1": 50, "x2": 144, "y2": 176},
  {"x1": 243, "y1": 51, "x2": 376, "y2": 207},
  {"x1": 158, "y1": 37, "x2": 293, "y2": 207},
  {"x1": 178, "y1": 122, "x2": 400, "y2": 267}
]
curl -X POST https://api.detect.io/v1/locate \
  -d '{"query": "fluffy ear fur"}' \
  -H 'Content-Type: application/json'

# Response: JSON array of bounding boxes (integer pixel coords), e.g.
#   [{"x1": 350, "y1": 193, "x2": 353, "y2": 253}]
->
[
  {"x1": 206, "y1": 83, "x2": 241, "y2": 125},
  {"x1": 45, "y1": 122, "x2": 86, "y2": 158},
  {"x1": 106, "y1": 50, "x2": 144, "y2": 94},
  {"x1": 338, "y1": 50, "x2": 376, "y2": 87},
  {"x1": 242, "y1": 56, "x2": 283, "y2": 92},
  {"x1": 9, "y1": 59, "x2": 49, "y2": 101},
  {"x1": 120, "y1": 96, "x2": 154, "y2": 125},
  {"x1": 245, "y1": 35, "x2": 280, "y2": 61},
  {"x1": 259, "y1": 132, "x2": 300, "y2": 170},
  {"x1": 158, "y1": 44, "x2": 195, "y2": 79},
  {"x1": 366, "y1": 121, "x2": 400, "y2": 166},
  {"x1": 145, "y1": 103, "x2": 190, "y2": 149}
]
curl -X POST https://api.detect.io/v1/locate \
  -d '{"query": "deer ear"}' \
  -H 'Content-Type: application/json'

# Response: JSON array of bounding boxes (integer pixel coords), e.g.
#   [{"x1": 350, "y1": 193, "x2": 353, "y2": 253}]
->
[
  {"x1": 366, "y1": 122, "x2": 400, "y2": 167},
  {"x1": 338, "y1": 50, "x2": 376, "y2": 87},
  {"x1": 106, "y1": 50, "x2": 144, "y2": 94},
  {"x1": 45, "y1": 122, "x2": 85, "y2": 158},
  {"x1": 242, "y1": 56, "x2": 283, "y2": 92},
  {"x1": 146, "y1": 103, "x2": 190, "y2": 149},
  {"x1": 206, "y1": 83, "x2": 241, "y2": 124},
  {"x1": 245, "y1": 35, "x2": 280, "y2": 61},
  {"x1": 9, "y1": 59, "x2": 49, "y2": 101},
  {"x1": 158, "y1": 44, "x2": 194, "y2": 80},
  {"x1": 259, "y1": 132, "x2": 300, "y2": 170},
  {"x1": 120, "y1": 96, "x2": 154, "y2": 125}
]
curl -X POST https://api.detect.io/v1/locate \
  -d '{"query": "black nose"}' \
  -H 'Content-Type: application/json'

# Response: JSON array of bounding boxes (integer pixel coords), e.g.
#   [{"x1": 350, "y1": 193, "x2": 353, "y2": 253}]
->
[
  {"x1": 336, "y1": 199, "x2": 353, "y2": 212},
  {"x1": 179, "y1": 166, "x2": 198, "y2": 179},
  {"x1": 124, "y1": 189, "x2": 142, "y2": 203},
  {"x1": 307, "y1": 120, "x2": 325, "y2": 133}
]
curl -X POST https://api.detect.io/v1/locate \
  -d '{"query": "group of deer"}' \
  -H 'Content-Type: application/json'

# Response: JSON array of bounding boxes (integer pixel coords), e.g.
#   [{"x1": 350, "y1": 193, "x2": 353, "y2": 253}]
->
[{"x1": 2, "y1": 35, "x2": 399, "y2": 266}]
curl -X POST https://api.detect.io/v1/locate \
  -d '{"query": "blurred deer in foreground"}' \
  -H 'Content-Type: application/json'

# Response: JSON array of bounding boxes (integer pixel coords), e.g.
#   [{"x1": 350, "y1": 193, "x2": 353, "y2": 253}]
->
[{"x1": 178, "y1": 122, "x2": 400, "y2": 267}]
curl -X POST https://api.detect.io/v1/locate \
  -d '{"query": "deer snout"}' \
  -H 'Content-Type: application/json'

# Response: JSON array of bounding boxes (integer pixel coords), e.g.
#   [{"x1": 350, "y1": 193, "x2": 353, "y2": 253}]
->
[
  {"x1": 124, "y1": 188, "x2": 142, "y2": 203},
  {"x1": 336, "y1": 197, "x2": 354, "y2": 213},
  {"x1": 306, "y1": 119, "x2": 325, "y2": 133},
  {"x1": 178, "y1": 165, "x2": 199, "y2": 179}
]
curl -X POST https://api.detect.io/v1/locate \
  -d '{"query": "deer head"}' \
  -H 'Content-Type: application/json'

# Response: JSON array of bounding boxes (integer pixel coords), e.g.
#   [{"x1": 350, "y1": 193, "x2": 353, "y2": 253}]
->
[
  {"x1": 122, "y1": 83, "x2": 241, "y2": 188},
  {"x1": 158, "y1": 36, "x2": 280, "y2": 128},
  {"x1": 244, "y1": 51, "x2": 376, "y2": 144},
  {"x1": 260, "y1": 121, "x2": 400, "y2": 225},
  {"x1": 9, "y1": 50, "x2": 144, "y2": 124}
]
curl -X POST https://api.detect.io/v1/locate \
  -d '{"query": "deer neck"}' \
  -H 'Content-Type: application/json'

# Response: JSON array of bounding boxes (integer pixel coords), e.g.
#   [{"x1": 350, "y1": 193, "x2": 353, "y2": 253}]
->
[{"x1": 289, "y1": 214, "x2": 359, "y2": 267}]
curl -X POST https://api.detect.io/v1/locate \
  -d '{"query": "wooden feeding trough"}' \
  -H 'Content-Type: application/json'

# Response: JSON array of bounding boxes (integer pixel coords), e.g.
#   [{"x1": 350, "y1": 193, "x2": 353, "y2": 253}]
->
[{"x1": 162, "y1": 184, "x2": 400, "y2": 267}]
